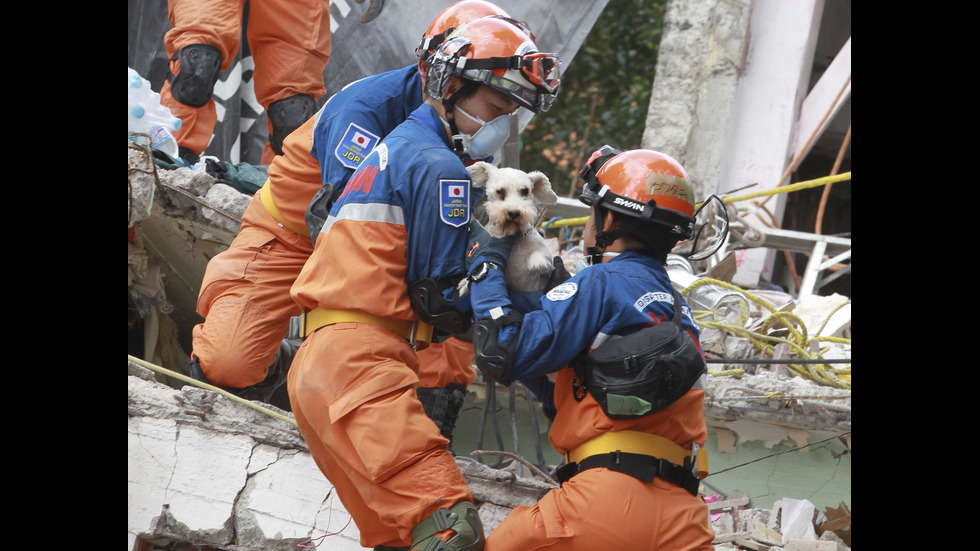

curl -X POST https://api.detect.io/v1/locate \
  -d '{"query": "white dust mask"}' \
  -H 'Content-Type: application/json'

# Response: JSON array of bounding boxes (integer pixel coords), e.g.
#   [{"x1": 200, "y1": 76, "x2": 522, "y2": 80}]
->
[{"x1": 453, "y1": 105, "x2": 513, "y2": 160}]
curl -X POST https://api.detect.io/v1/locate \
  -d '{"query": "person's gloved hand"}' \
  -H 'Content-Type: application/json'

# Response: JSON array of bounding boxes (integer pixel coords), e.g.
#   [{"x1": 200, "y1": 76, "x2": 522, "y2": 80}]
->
[
  {"x1": 544, "y1": 256, "x2": 572, "y2": 291},
  {"x1": 354, "y1": 0, "x2": 386, "y2": 23},
  {"x1": 465, "y1": 219, "x2": 519, "y2": 275}
]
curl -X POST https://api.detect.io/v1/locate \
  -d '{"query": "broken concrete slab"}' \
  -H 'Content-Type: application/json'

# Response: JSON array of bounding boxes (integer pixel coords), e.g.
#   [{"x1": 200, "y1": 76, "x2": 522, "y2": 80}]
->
[
  {"x1": 704, "y1": 371, "x2": 850, "y2": 433},
  {"x1": 129, "y1": 360, "x2": 558, "y2": 551}
]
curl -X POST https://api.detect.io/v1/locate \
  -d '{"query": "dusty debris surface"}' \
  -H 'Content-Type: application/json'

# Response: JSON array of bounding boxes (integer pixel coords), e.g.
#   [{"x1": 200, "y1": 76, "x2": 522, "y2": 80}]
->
[
  {"x1": 129, "y1": 360, "x2": 851, "y2": 551},
  {"x1": 128, "y1": 145, "x2": 852, "y2": 550}
]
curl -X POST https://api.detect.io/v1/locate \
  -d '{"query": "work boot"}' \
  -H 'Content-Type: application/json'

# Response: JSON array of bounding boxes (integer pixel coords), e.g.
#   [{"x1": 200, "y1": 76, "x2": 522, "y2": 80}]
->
[
  {"x1": 416, "y1": 383, "x2": 467, "y2": 453},
  {"x1": 411, "y1": 502, "x2": 485, "y2": 551},
  {"x1": 234, "y1": 338, "x2": 298, "y2": 407},
  {"x1": 187, "y1": 338, "x2": 298, "y2": 409}
]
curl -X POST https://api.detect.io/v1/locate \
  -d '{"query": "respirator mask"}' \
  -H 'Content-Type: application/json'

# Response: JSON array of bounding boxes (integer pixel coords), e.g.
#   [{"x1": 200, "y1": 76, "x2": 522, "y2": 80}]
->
[{"x1": 451, "y1": 105, "x2": 514, "y2": 161}]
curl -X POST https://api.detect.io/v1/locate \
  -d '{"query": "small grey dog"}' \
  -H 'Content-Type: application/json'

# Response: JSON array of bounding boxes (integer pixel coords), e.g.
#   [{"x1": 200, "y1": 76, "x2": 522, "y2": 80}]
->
[{"x1": 466, "y1": 161, "x2": 559, "y2": 292}]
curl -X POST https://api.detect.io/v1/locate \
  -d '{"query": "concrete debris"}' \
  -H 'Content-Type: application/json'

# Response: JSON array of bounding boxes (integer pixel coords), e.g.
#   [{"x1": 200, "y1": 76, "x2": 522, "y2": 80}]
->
[
  {"x1": 128, "y1": 144, "x2": 248, "y2": 234},
  {"x1": 709, "y1": 495, "x2": 851, "y2": 551},
  {"x1": 129, "y1": 360, "x2": 849, "y2": 551},
  {"x1": 704, "y1": 371, "x2": 850, "y2": 433},
  {"x1": 129, "y1": 360, "x2": 553, "y2": 551}
]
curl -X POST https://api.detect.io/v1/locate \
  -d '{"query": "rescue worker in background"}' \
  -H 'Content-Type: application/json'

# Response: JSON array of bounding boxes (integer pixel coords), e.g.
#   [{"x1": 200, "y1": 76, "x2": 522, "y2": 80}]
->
[
  {"x1": 466, "y1": 147, "x2": 718, "y2": 550},
  {"x1": 287, "y1": 17, "x2": 560, "y2": 551},
  {"x1": 186, "y1": 2, "x2": 520, "y2": 440},
  {"x1": 159, "y1": 0, "x2": 357, "y2": 165}
]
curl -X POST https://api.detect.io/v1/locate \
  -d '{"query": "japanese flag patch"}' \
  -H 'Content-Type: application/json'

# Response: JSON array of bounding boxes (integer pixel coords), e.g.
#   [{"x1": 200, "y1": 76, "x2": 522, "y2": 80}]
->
[
  {"x1": 440, "y1": 179, "x2": 470, "y2": 227},
  {"x1": 335, "y1": 122, "x2": 380, "y2": 169}
]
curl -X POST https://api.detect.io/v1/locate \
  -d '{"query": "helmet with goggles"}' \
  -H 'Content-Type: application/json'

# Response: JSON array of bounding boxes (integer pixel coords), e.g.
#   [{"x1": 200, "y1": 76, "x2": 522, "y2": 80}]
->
[
  {"x1": 579, "y1": 146, "x2": 729, "y2": 262},
  {"x1": 425, "y1": 16, "x2": 560, "y2": 114},
  {"x1": 415, "y1": 1, "x2": 528, "y2": 61}
]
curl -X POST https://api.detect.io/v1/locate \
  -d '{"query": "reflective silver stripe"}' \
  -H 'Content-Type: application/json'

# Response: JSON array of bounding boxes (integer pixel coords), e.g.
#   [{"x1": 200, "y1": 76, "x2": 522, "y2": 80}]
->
[{"x1": 321, "y1": 202, "x2": 405, "y2": 235}]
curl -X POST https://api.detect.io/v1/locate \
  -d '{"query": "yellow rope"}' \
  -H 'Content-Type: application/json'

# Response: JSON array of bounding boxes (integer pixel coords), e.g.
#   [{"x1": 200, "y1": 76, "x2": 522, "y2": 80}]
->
[
  {"x1": 678, "y1": 278, "x2": 851, "y2": 389},
  {"x1": 127, "y1": 354, "x2": 299, "y2": 427},
  {"x1": 715, "y1": 171, "x2": 852, "y2": 207},
  {"x1": 540, "y1": 215, "x2": 590, "y2": 230}
]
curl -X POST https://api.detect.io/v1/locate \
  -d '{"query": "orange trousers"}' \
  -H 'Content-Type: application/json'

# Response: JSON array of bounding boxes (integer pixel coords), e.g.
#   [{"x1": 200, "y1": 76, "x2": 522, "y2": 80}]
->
[
  {"x1": 485, "y1": 468, "x2": 715, "y2": 550},
  {"x1": 288, "y1": 322, "x2": 474, "y2": 548},
  {"x1": 193, "y1": 190, "x2": 477, "y2": 390},
  {"x1": 160, "y1": 0, "x2": 331, "y2": 163}
]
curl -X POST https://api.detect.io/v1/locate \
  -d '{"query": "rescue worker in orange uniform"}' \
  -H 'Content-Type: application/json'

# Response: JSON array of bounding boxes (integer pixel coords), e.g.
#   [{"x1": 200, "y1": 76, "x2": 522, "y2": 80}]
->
[
  {"x1": 287, "y1": 18, "x2": 561, "y2": 550},
  {"x1": 186, "y1": 3, "x2": 521, "y2": 438},
  {"x1": 159, "y1": 0, "x2": 347, "y2": 165},
  {"x1": 465, "y1": 147, "x2": 729, "y2": 550}
]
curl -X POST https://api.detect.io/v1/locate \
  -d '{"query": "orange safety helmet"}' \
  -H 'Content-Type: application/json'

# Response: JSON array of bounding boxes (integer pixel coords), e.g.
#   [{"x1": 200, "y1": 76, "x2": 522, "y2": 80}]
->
[
  {"x1": 425, "y1": 16, "x2": 560, "y2": 113},
  {"x1": 415, "y1": 1, "x2": 528, "y2": 61},
  {"x1": 579, "y1": 145, "x2": 729, "y2": 260}
]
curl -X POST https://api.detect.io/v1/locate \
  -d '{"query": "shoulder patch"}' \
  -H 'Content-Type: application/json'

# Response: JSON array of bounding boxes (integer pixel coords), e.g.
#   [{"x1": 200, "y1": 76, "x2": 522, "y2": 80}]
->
[
  {"x1": 334, "y1": 122, "x2": 381, "y2": 169},
  {"x1": 439, "y1": 179, "x2": 470, "y2": 227},
  {"x1": 545, "y1": 281, "x2": 578, "y2": 301}
]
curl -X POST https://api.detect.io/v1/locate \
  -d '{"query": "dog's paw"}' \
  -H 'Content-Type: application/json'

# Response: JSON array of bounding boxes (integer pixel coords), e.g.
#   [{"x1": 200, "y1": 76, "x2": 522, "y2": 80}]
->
[{"x1": 527, "y1": 250, "x2": 555, "y2": 274}]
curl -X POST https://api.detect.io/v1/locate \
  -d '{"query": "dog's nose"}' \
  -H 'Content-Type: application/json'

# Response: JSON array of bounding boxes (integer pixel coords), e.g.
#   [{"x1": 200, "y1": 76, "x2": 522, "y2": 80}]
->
[{"x1": 507, "y1": 211, "x2": 520, "y2": 220}]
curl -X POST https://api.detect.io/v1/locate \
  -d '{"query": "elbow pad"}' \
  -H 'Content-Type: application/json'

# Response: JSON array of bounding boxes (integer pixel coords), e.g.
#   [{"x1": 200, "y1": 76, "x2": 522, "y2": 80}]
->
[
  {"x1": 471, "y1": 310, "x2": 523, "y2": 386},
  {"x1": 408, "y1": 278, "x2": 471, "y2": 336}
]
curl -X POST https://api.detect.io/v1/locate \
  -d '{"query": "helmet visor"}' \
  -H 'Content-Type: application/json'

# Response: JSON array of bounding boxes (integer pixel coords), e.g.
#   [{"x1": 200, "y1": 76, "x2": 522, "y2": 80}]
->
[{"x1": 678, "y1": 195, "x2": 729, "y2": 261}]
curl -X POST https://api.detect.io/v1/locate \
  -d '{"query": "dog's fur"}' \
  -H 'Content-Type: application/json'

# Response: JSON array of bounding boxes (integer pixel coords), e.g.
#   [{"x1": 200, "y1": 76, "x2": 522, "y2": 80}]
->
[{"x1": 467, "y1": 161, "x2": 559, "y2": 293}]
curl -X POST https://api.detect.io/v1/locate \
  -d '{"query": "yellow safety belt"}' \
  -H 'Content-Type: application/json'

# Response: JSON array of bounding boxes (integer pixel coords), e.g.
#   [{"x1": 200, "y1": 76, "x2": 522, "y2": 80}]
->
[
  {"x1": 301, "y1": 307, "x2": 433, "y2": 350},
  {"x1": 567, "y1": 430, "x2": 709, "y2": 478},
  {"x1": 259, "y1": 179, "x2": 310, "y2": 238}
]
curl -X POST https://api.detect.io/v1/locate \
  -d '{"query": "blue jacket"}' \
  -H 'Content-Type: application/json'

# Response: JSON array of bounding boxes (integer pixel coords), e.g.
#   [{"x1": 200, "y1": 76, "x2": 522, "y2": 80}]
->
[
  {"x1": 471, "y1": 250, "x2": 705, "y2": 410},
  {"x1": 312, "y1": 64, "x2": 423, "y2": 192}
]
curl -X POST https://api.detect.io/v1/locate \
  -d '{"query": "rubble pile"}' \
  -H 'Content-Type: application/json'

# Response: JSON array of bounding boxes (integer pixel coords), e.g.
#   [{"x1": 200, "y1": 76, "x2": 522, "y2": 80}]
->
[
  {"x1": 709, "y1": 491, "x2": 851, "y2": 551},
  {"x1": 129, "y1": 359, "x2": 850, "y2": 551}
]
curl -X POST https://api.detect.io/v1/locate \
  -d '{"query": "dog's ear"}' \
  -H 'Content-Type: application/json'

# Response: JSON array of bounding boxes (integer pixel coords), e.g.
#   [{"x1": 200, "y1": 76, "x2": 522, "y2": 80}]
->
[
  {"x1": 528, "y1": 171, "x2": 559, "y2": 204},
  {"x1": 466, "y1": 161, "x2": 494, "y2": 189}
]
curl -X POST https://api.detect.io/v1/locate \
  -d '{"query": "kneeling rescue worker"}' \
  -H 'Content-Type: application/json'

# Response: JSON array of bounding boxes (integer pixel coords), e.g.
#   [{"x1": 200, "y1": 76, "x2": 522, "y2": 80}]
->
[{"x1": 464, "y1": 147, "x2": 729, "y2": 550}]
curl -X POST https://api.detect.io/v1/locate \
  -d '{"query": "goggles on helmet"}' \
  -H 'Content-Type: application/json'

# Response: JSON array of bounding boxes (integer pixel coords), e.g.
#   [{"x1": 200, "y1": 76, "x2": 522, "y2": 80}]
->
[
  {"x1": 457, "y1": 52, "x2": 561, "y2": 112},
  {"x1": 457, "y1": 52, "x2": 560, "y2": 92}
]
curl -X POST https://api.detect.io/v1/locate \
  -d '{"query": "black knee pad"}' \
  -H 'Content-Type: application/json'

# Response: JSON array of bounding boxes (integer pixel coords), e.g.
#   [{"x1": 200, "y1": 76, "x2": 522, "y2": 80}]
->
[
  {"x1": 268, "y1": 94, "x2": 316, "y2": 155},
  {"x1": 169, "y1": 44, "x2": 222, "y2": 108}
]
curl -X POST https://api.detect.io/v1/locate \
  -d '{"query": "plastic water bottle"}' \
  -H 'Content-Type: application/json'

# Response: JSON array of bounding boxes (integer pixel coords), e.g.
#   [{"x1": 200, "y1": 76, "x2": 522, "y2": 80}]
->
[{"x1": 128, "y1": 67, "x2": 182, "y2": 159}]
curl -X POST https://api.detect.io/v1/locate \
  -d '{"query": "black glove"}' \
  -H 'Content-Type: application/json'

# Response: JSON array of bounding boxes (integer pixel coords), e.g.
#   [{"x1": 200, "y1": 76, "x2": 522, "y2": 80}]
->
[
  {"x1": 464, "y1": 219, "x2": 519, "y2": 275},
  {"x1": 544, "y1": 256, "x2": 572, "y2": 292},
  {"x1": 353, "y1": 0, "x2": 386, "y2": 23}
]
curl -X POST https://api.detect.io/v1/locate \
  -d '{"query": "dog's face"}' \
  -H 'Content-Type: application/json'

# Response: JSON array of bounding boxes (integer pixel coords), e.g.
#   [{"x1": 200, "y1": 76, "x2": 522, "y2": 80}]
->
[{"x1": 467, "y1": 161, "x2": 558, "y2": 238}]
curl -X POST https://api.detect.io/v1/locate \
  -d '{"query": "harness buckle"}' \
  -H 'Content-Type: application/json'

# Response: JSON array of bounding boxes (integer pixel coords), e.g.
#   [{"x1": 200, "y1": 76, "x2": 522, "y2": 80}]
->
[
  {"x1": 408, "y1": 320, "x2": 420, "y2": 351},
  {"x1": 690, "y1": 442, "x2": 699, "y2": 476}
]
